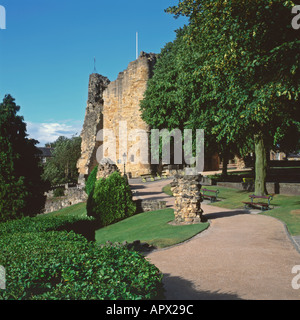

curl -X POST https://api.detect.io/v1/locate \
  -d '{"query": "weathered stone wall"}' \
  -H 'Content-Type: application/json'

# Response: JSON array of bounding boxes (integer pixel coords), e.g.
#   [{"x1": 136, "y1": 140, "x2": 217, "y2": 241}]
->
[
  {"x1": 77, "y1": 74, "x2": 110, "y2": 184},
  {"x1": 96, "y1": 158, "x2": 120, "y2": 180},
  {"x1": 77, "y1": 52, "x2": 157, "y2": 183},
  {"x1": 170, "y1": 174, "x2": 204, "y2": 224},
  {"x1": 135, "y1": 199, "x2": 167, "y2": 213},
  {"x1": 102, "y1": 52, "x2": 156, "y2": 178},
  {"x1": 44, "y1": 188, "x2": 88, "y2": 214}
]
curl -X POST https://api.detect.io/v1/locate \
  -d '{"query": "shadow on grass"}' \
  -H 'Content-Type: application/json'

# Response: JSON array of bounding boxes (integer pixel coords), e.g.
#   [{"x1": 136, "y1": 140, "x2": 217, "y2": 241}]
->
[{"x1": 155, "y1": 273, "x2": 242, "y2": 300}]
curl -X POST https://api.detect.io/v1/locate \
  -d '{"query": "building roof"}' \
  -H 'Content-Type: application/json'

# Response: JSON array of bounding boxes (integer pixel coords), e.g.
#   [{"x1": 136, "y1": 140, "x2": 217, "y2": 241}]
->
[
  {"x1": 287, "y1": 153, "x2": 300, "y2": 159},
  {"x1": 38, "y1": 147, "x2": 54, "y2": 157}
]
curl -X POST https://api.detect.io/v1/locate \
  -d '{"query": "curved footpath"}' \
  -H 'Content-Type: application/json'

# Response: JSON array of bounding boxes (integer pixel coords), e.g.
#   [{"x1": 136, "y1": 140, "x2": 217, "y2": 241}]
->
[{"x1": 129, "y1": 178, "x2": 300, "y2": 300}]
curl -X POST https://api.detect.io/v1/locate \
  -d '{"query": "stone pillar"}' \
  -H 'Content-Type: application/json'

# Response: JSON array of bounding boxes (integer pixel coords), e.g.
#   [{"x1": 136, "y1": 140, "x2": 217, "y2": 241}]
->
[
  {"x1": 234, "y1": 155, "x2": 246, "y2": 169},
  {"x1": 170, "y1": 174, "x2": 203, "y2": 224}
]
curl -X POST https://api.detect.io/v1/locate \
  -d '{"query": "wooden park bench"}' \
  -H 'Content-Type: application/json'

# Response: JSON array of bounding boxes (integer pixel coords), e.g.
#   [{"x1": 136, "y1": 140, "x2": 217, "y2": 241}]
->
[
  {"x1": 242, "y1": 194, "x2": 274, "y2": 211},
  {"x1": 201, "y1": 188, "x2": 219, "y2": 203}
]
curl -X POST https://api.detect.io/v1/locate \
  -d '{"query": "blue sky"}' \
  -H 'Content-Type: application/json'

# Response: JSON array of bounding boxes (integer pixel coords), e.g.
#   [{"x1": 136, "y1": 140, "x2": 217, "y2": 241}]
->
[{"x1": 0, "y1": 0, "x2": 187, "y2": 146}]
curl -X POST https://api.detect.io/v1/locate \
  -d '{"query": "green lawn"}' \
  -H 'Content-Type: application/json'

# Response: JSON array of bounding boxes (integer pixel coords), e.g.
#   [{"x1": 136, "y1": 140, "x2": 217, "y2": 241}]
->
[
  {"x1": 44, "y1": 202, "x2": 87, "y2": 218},
  {"x1": 162, "y1": 183, "x2": 300, "y2": 236},
  {"x1": 95, "y1": 208, "x2": 209, "y2": 248},
  {"x1": 201, "y1": 186, "x2": 300, "y2": 236},
  {"x1": 45, "y1": 202, "x2": 209, "y2": 249}
]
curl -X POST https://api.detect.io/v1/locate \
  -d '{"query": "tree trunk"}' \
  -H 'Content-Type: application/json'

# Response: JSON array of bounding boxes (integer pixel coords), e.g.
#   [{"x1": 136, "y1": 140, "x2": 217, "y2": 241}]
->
[
  {"x1": 254, "y1": 134, "x2": 267, "y2": 196},
  {"x1": 222, "y1": 151, "x2": 229, "y2": 176}
]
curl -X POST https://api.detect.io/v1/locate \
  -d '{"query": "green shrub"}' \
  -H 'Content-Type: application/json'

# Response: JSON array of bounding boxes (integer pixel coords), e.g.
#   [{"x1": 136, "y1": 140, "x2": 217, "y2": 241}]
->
[
  {"x1": 0, "y1": 231, "x2": 162, "y2": 300},
  {"x1": 0, "y1": 214, "x2": 91, "y2": 237},
  {"x1": 87, "y1": 171, "x2": 136, "y2": 227},
  {"x1": 53, "y1": 187, "x2": 65, "y2": 197},
  {"x1": 85, "y1": 165, "x2": 98, "y2": 196}
]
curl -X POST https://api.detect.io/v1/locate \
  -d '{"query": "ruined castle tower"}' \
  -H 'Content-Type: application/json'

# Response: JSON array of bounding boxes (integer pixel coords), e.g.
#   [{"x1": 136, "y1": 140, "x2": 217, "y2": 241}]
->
[
  {"x1": 77, "y1": 74, "x2": 110, "y2": 185},
  {"x1": 77, "y1": 52, "x2": 157, "y2": 183}
]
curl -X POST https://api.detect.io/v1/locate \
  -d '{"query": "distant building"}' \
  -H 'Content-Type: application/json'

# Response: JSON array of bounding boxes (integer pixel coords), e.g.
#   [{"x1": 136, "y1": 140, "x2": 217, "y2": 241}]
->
[
  {"x1": 287, "y1": 152, "x2": 300, "y2": 161},
  {"x1": 38, "y1": 147, "x2": 54, "y2": 164},
  {"x1": 270, "y1": 150, "x2": 300, "y2": 161}
]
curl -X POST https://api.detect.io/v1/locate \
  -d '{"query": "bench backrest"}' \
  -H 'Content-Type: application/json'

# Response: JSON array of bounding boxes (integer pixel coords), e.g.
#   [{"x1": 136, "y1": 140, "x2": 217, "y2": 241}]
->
[{"x1": 249, "y1": 195, "x2": 273, "y2": 200}]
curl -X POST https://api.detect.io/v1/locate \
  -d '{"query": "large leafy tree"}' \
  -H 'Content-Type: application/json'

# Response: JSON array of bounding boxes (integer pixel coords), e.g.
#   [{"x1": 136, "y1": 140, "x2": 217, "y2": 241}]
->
[
  {"x1": 42, "y1": 136, "x2": 82, "y2": 186},
  {"x1": 0, "y1": 95, "x2": 46, "y2": 221},
  {"x1": 141, "y1": 25, "x2": 248, "y2": 174},
  {"x1": 163, "y1": 0, "x2": 300, "y2": 195}
]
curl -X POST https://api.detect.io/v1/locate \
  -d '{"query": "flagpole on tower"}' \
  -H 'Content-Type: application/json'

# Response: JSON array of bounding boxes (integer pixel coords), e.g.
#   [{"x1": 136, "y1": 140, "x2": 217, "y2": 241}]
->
[{"x1": 93, "y1": 57, "x2": 97, "y2": 73}]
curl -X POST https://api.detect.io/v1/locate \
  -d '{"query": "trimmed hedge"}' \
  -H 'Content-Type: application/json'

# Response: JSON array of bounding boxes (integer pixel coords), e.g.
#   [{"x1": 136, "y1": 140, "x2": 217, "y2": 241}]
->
[
  {"x1": 0, "y1": 231, "x2": 162, "y2": 300},
  {"x1": 0, "y1": 214, "x2": 91, "y2": 237},
  {"x1": 87, "y1": 171, "x2": 136, "y2": 227}
]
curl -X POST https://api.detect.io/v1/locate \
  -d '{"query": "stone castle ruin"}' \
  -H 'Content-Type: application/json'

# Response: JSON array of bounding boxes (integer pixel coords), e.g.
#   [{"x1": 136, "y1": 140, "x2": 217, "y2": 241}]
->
[{"x1": 77, "y1": 52, "x2": 157, "y2": 184}]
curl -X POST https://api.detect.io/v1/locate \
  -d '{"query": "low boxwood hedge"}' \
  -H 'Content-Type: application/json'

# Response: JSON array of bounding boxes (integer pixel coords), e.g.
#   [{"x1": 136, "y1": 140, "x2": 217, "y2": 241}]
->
[
  {"x1": 0, "y1": 214, "x2": 163, "y2": 300},
  {"x1": 0, "y1": 214, "x2": 92, "y2": 236},
  {"x1": 0, "y1": 230, "x2": 162, "y2": 300}
]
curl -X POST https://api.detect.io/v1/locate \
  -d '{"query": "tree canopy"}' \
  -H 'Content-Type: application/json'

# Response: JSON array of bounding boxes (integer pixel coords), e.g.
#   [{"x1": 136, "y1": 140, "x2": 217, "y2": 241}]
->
[
  {"x1": 42, "y1": 135, "x2": 82, "y2": 186},
  {"x1": 141, "y1": 0, "x2": 300, "y2": 194},
  {"x1": 0, "y1": 95, "x2": 46, "y2": 221}
]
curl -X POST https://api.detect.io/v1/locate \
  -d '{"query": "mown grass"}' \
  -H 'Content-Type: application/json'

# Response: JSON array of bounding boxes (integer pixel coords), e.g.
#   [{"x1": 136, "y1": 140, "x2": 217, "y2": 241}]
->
[
  {"x1": 162, "y1": 183, "x2": 300, "y2": 236},
  {"x1": 95, "y1": 208, "x2": 209, "y2": 248},
  {"x1": 201, "y1": 185, "x2": 300, "y2": 236},
  {"x1": 44, "y1": 202, "x2": 87, "y2": 218},
  {"x1": 44, "y1": 202, "x2": 209, "y2": 249}
]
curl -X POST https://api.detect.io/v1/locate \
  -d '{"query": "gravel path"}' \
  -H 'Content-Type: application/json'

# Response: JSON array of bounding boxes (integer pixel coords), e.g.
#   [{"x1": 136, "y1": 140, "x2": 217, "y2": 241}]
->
[{"x1": 130, "y1": 178, "x2": 300, "y2": 300}]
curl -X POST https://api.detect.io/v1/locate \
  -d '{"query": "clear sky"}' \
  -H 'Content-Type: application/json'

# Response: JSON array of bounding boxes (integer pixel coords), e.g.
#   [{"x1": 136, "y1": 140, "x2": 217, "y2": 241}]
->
[{"x1": 0, "y1": 0, "x2": 187, "y2": 146}]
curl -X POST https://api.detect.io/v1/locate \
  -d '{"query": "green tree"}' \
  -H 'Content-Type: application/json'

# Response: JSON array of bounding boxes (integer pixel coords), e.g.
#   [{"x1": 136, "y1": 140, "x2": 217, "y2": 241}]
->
[
  {"x1": 165, "y1": 0, "x2": 300, "y2": 195},
  {"x1": 140, "y1": 25, "x2": 247, "y2": 175},
  {"x1": 0, "y1": 95, "x2": 46, "y2": 221},
  {"x1": 42, "y1": 136, "x2": 82, "y2": 186}
]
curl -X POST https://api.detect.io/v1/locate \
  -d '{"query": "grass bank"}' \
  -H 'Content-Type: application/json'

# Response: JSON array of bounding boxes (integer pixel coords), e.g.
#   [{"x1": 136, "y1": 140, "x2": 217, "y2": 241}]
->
[
  {"x1": 44, "y1": 203, "x2": 209, "y2": 249},
  {"x1": 95, "y1": 208, "x2": 209, "y2": 248}
]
